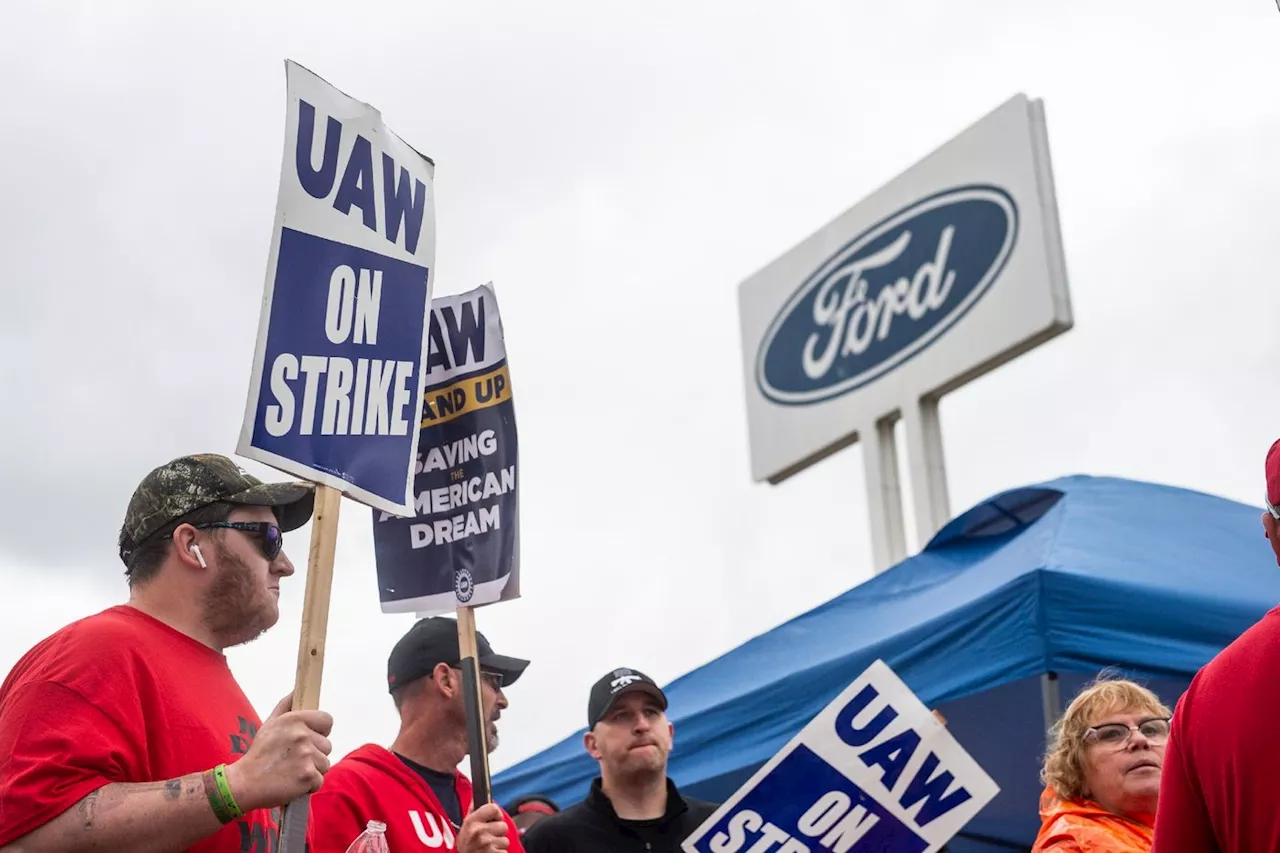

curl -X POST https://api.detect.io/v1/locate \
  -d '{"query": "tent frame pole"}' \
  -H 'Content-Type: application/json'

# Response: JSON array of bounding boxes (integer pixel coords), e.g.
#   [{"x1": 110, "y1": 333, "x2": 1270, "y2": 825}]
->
[{"x1": 1040, "y1": 671, "x2": 1061, "y2": 734}]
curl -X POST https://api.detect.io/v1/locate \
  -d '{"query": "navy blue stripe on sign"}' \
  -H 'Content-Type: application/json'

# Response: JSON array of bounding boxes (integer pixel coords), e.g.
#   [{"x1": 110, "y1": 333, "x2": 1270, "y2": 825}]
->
[
  {"x1": 686, "y1": 744, "x2": 928, "y2": 853},
  {"x1": 251, "y1": 227, "x2": 431, "y2": 505}
]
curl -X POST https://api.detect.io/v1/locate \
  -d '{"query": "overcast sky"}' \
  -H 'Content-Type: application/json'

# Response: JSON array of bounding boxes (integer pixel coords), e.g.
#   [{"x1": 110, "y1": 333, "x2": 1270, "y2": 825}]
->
[{"x1": 3, "y1": 0, "x2": 1280, "y2": 782}]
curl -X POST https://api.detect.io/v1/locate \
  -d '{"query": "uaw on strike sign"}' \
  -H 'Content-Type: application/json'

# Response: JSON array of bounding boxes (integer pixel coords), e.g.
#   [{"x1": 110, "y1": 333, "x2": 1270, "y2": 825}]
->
[
  {"x1": 371, "y1": 284, "x2": 520, "y2": 616},
  {"x1": 238, "y1": 60, "x2": 435, "y2": 515},
  {"x1": 683, "y1": 661, "x2": 998, "y2": 853}
]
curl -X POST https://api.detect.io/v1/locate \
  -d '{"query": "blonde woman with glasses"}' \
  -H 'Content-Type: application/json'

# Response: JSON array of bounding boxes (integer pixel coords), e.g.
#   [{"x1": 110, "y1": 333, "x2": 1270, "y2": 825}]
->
[{"x1": 1032, "y1": 675, "x2": 1171, "y2": 852}]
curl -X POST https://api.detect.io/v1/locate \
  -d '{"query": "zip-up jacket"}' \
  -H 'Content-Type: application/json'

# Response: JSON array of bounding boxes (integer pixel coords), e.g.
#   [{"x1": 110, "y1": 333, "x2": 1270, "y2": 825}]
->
[
  {"x1": 522, "y1": 777, "x2": 718, "y2": 852},
  {"x1": 307, "y1": 743, "x2": 524, "y2": 852}
]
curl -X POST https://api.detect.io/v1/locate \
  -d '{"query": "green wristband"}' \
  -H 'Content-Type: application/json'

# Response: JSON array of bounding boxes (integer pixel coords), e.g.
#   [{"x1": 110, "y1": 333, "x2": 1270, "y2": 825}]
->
[
  {"x1": 204, "y1": 769, "x2": 234, "y2": 824},
  {"x1": 212, "y1": 764, "x2": 245, "y2": 819}
]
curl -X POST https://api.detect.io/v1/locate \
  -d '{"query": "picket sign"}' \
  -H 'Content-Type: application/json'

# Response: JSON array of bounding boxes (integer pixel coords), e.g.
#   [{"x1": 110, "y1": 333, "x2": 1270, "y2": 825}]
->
[
  {"x1": 371, "y1": 284, "x2": 521, "y2": 617},
  {"x1": 234, "y1": 59, "x2": 436, "y2": 852},
  {"x1": 681, "y1": 660, "x2": 999, "y2": 853},
  {"x1": 374, "y1": 283, "x2": 524, "y2": 808}
]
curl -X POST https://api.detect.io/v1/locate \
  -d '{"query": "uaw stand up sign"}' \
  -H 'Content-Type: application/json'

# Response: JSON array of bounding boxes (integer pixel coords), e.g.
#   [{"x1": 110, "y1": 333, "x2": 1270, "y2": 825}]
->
[
  {"x1": 371, "y1": 282, "x2": 520, "y2": 807},
  {"x1": 371, "y1": 283, "x2": 520, "y2": 617},
  {"x1": 738, "y1": 93, "x2": 1072, "y2": 573},
  {"x1": 682, "y1": 661, "x2": 998, "y2": 853}
]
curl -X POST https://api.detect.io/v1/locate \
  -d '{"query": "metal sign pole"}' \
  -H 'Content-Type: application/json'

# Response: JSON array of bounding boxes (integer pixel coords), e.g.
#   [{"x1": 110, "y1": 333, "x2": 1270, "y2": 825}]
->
[
  {"x1": 862, "y1": 414, "x2": 908, "y2": 573},
  {"x1": 903, "y1": 397, "x2": 952, "y2": 550}
]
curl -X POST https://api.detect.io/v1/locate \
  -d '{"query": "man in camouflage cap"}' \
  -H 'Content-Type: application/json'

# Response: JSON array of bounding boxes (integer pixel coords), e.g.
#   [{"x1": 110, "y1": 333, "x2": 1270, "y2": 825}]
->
[{"x1": 0, "y1": 453, "x2": 337, "y2": 853}]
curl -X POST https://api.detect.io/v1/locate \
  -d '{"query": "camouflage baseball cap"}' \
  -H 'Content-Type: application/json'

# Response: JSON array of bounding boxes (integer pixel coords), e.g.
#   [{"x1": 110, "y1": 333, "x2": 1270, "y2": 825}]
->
[{"x1": 118, "y1": 454, "x2": 315, "y2": 565}]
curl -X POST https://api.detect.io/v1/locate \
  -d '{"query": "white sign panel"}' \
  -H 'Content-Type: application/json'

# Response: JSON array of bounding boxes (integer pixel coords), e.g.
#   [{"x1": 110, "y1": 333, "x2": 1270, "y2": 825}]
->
[
  {"x1": 740, "y1": 93, "x2": 1070, "y2": 483},
  {"x1": 238, "y1": 60, "x2": 436, "y2": 515},
  {"x1": 682, "y1": 660, "x2": 999, "y2": 853}
]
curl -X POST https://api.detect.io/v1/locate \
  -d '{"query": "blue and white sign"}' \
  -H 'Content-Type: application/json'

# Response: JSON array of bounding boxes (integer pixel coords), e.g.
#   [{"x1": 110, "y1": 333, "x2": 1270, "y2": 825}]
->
[
  {"x1": 757, "y1": 186, "x2": 1017, "y2": 407},
  {"x1": 682, "y1": 660, "x2": 998, "y2": 853},
  {"x1": 371, "y1": 284, "x2": 519, "y2": 616},
  {"x1": 739, "y1": 93, "x2": 1071, "y2": 485},
  {"x1": 238, "y1": 60, "x2": 435, "y2": 515}
]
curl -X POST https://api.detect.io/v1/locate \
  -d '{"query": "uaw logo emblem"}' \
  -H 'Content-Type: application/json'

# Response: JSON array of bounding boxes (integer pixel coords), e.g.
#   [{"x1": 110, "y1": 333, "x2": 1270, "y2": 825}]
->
[
  {"x1": 454, "y1": 568, "x2": 474, "y2": 603},
  {"x1": 756, "y1": 184, "x2": 1019, "y2": 406},
  {"x1": 610, "y1": 669, "x2": 643, "y2": 692}
]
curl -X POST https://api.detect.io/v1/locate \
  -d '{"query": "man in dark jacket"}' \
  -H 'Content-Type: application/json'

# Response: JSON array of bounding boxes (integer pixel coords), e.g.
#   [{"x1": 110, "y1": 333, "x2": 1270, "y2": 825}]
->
[{"x1": 522, "y1": 667, "x2": 718, "y2": 852}]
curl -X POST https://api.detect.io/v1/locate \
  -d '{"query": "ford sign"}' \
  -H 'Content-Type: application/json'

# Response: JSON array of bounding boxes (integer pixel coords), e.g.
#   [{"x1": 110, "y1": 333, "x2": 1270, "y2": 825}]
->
[{"x1": 756, "y1": 185, "x2": 1019, "y2": 406}]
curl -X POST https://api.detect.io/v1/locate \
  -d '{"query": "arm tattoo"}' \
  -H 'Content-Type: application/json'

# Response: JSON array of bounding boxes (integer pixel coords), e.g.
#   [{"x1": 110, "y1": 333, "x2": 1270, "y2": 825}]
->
[
  {"x1": 72, "y1": 774, "x2": 200, "y2": 836},
  {"x1": 78, "y1": 789, "x2": 100, "y2": 831}
]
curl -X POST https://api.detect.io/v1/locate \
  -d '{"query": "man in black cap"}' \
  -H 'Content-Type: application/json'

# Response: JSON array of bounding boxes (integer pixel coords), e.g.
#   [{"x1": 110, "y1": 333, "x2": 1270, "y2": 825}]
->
[
  {"x1": 521, "y1": 667, "x2": 719, "y2": 852},
  {"x1": 0, "y1": 453, "x2": 333, "y2": 853},
  {"x1": 309, "y1": 616, "x2": 530, "y2": 852}
]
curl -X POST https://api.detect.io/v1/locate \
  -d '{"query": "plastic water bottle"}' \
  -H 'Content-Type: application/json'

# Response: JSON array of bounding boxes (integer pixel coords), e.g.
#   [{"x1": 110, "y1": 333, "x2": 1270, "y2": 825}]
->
[{"x1": 344, "y1": 820, "x2": 390, "y2": 853}]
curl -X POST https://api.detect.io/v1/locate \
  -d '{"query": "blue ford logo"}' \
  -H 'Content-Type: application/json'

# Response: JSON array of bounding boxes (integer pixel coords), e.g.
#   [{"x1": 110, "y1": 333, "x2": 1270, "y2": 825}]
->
[{"x1": 757, "y1": 185, "x2": 1018, "y2": 405}]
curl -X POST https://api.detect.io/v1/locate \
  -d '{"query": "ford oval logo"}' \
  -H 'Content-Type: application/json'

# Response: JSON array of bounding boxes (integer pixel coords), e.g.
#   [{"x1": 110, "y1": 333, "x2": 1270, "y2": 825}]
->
[{"x1": 756, "y1": 185, "x2": 1019, "y2": 406}]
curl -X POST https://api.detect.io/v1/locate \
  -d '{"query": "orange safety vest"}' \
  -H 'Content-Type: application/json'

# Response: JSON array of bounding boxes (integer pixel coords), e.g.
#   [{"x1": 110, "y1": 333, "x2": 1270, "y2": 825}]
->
[{"x1": 1031, "y1": 786, "x2": 1154, "y2": 852}]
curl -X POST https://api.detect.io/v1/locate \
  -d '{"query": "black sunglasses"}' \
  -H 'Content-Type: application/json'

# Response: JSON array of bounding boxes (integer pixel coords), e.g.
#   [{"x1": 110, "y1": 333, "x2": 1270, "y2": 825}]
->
[{"x1": 190, "y1": 521, "x2": 284, "y2": 560}]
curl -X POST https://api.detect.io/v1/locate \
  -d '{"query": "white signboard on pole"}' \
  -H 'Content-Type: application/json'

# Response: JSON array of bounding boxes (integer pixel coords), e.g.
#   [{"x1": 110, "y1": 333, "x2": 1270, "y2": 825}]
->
[
  {"x1": 232, "y1": 60, "x2": 438, "y2": 851},
  {"x1": 238, "y1": 60, "x2": 436, "y2": 516},
  {"x1": 682, "y1": 660, "x2": 999, "y2": 853},
  {"x1": 737, "y1": 93, "x2": 1071, "y2": 568}
]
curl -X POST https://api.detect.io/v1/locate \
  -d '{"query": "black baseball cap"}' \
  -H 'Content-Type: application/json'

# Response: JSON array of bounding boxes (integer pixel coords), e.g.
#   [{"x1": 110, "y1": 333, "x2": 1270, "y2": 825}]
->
[
  {"x1": 587, "y1": 667, "x2": 668, "y2": 729},
  {"x1": 387, "y1": 616, "x2": 530, "y2": 693}
]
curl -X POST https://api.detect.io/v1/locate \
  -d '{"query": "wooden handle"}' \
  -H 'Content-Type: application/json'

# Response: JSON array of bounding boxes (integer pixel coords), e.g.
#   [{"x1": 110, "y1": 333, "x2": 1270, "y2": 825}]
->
[
  {"x1": 292, "y1": 484, "x2": 342, "y2": 710},
  {"x1": 456, "y1": 606, "x2": 492, "y2": 806}
]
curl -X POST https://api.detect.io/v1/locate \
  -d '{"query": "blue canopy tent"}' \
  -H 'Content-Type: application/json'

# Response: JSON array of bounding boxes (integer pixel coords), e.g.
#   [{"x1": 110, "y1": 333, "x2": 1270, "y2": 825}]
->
[{"x1": 492, "y1": 475, "x2": 1280, "y2": 850}]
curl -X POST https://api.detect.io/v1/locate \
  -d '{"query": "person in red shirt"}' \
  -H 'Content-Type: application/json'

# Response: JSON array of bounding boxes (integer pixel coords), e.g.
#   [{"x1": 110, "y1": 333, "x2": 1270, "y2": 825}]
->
[
  {"x1": 0, "y1": 453, "x2": 336, "y2": 853},
  {"x1": 308, "y1": 616, "x2": 528, "y2": 852},
  {"x1": 1151, "y1": 437, "x2": 1280, "y2": 852}
]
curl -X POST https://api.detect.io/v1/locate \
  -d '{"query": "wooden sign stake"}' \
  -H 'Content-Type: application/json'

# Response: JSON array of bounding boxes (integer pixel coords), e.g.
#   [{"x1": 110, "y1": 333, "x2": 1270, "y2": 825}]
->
[
  {"x1": 278, "y1": 483, "x2": 342, "y2": 852},
  {"x1": 293, "y1": 484, "x2": 342, "y2": 710},
  {"x1": 456, "y1": 605, "x2": 492, "y2": 808}
]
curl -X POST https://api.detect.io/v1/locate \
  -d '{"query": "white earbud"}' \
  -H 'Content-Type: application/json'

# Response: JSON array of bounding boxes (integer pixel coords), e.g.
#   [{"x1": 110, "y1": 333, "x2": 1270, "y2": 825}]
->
[{"x1": 189, "y1": 544, "x2": 208, "y2": 569}]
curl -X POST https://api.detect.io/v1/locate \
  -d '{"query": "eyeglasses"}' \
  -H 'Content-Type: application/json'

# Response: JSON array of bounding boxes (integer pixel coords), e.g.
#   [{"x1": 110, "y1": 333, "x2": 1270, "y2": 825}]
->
[
  {"x1": 192, "y1": 521, "x2": 283, "y2": 560},
  {"x1": 450, "y1": 665, "x2": 504, "y2": 692},
  {"x1": 1266, "y1": 493, "x2": 1280, "y2": 521},
  {"x1": 1084, "y1": 717, "x2": 1170, "y2": 749}
]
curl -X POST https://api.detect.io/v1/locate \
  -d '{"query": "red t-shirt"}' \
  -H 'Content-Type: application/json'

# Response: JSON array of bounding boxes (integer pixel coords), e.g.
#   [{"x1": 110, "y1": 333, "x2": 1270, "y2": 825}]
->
[
  {"x1": 308, "y1": 743, "x2": 524, "y2": 852},
  {"x1": 0, "y1": 605, "x2": 278, "y2": 852},
  {"x1": 1153, "y1": 605, "x2": 1280, "y2": 852}
]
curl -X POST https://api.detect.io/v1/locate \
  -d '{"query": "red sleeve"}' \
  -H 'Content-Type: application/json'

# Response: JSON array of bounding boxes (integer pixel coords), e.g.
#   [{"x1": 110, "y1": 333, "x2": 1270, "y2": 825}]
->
[
  {"x1": 504, "y1": 812, "x2": 526, "y2": 853},
  {"x1": 0, "y1": 680, "x2": 139, "y2": 846},
  {"x1": 1151, "y1": 700, "x2": 1221, "y2": 853},
  {"x1": 308, "y1": 784, "x2": 371, "y2": 853}
]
